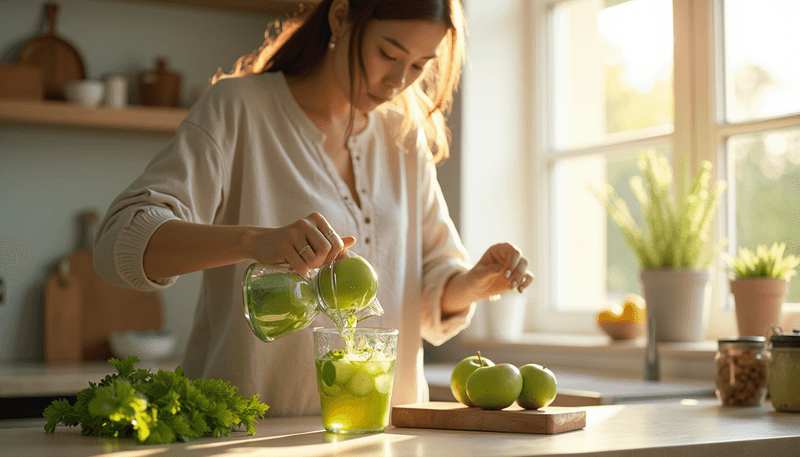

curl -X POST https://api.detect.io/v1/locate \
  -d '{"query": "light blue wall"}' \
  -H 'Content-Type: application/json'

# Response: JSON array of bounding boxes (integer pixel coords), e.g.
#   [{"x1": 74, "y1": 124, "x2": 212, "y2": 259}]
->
[{"x1": 0, "y1": 0, "x2": 275, "y2": 362}]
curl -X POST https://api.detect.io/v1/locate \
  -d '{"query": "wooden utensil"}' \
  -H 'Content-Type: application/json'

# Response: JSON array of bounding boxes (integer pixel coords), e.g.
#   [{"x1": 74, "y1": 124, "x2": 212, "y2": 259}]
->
[
  {"x1": 44, "y1": 211, "x2": 164, "y2": 363},
  {"x1": 18, "y1": 2, "x2": 86, "y2": 100},
  {"x1": 391, "y1": 402, "x2": 586, "y2": 435}
]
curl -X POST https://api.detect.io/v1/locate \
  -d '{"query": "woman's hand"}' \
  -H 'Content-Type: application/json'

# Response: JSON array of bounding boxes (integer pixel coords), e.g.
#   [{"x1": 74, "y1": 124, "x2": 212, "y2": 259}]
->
[
  {"x1": 468, "y1": 243, "x2": 534, "y2": 300},
  {"x1": 251, "y1": 212, "x2": 356, "y2": 276}
]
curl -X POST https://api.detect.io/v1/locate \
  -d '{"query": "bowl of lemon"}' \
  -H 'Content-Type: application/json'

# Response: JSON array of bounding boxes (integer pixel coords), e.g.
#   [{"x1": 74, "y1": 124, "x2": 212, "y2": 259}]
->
[{"x1": 597, "y1": 294, "x2": 647, "y2": 340}]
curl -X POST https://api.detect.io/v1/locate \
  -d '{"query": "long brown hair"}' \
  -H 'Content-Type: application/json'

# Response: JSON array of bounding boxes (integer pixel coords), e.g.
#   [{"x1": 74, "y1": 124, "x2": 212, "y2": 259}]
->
[{"x1": 213, "y1": 0, "x2": 466, "y2": 164}]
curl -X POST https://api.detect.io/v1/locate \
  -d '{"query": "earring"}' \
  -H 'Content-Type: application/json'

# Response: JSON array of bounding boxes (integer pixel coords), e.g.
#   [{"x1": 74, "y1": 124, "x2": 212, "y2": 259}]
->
[{"x1": 329, "y1": 36, "x2": 336, "y2": 51}]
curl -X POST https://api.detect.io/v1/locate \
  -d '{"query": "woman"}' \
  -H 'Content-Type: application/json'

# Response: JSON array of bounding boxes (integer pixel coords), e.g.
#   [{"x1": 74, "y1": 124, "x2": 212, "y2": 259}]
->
[{"x1": 94, "y1": 0, "x2": 533, "y2": 417}]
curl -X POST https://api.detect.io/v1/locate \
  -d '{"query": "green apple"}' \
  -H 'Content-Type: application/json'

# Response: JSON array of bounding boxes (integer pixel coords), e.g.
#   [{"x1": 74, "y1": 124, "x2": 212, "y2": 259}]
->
[
  {"x1": 517, "y1": 364, "x2": 558, "y2": 410},
  {"x1": 466, "y1": 363, "x2": 523, "y2": 410},
  {"x1": 450, "y1": 354, "x2": 495, "y2": 406},
  {"x1": 317, "y1": 255, "x2": 378, "y2": 311}
]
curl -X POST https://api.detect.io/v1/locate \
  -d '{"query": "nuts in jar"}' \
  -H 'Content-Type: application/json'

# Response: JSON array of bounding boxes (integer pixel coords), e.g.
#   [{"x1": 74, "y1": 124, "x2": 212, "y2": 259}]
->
[{"x1": 715, "y1": 336, "x2": 768, "y2": 407}]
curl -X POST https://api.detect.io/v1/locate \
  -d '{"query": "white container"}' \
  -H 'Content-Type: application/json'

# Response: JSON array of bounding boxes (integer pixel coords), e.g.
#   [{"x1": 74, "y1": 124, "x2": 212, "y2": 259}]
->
[
  {"x1": 108, "y1": 330, "x2": 177, "y2": 361},
  {"x1": 485, "y1": 292, "x2": 526, "y2": 341},
  {"x1": 640, "y1": 269, "x2": 711, "y2": 342},
  {"x1": 64, "y1": 79, "x2": 105, "y2": 108},
  {"x1": 104, "y1": 74, "x2": 128, "y2": 109}
]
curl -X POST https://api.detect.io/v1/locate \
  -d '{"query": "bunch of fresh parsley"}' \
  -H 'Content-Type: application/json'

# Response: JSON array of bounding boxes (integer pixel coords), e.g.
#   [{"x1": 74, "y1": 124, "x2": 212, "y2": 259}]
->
[{"x1": 43, "y1": 356, "x2": 269, "y2": 445}]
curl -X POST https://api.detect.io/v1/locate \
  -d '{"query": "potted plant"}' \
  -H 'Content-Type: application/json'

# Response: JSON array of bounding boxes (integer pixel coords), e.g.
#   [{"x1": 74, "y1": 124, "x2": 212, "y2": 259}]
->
[
  {"x1": 592, "y1": 149, "x2": 727, "y2": 342},
  {"x1": 723, "y1": 242, "x2": 800, "y2": 337}
]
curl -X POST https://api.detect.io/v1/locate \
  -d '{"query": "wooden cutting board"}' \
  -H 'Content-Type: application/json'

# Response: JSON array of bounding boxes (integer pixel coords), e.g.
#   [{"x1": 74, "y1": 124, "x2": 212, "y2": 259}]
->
[
  {"x1": 18, "y1": 2, "x2": 86, "y2": 100},
  {"x1": 44, "y1": 259, "x2": 83, "y2": 363},
  {"x1": 392, "y1": 402, "x2": 586, "y2": 435},
  {"x1": 44, "y1": 211, "x2": 163, "y2": 363}
]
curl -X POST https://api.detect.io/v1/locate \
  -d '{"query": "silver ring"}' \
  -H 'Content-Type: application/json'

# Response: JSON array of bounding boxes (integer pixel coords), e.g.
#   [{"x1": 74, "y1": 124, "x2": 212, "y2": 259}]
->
[
  {"x1": 325, "y1": 230, "x2": 336, "y2": 239},
  {"x1": 298, "y1": 245, "x2": 312, "y2": 256}
]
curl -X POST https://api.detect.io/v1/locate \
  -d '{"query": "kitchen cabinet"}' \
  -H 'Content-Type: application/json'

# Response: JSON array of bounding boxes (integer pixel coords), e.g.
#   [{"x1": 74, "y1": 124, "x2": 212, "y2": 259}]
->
[{"x1": 3, "y1": 399, "x2": 799, "y2": 456}]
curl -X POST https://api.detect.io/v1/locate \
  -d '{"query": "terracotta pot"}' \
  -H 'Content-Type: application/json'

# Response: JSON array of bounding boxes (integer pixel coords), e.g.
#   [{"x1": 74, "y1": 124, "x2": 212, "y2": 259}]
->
[
  {"x1": 730, "y1": 278, "x2": 789, "y2": 337},
  {"x1": 639, "y1": 269, "x2": 711, "y2": 342}
]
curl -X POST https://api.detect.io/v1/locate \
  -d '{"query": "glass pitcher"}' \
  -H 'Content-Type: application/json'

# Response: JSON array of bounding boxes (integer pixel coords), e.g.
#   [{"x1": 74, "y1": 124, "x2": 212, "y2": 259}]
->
[{"x1": 242, "y1": 251, "x2": 383, "y2": 342}]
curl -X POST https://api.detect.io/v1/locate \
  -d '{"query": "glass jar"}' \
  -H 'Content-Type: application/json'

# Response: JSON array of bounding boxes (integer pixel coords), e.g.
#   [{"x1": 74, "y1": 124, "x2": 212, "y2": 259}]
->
[
  {"x1": 715, "y1": 336, "x2": 768, "y2": 406},
  {"x1": 242, "y1": 251, "x2": 383, "y2": 342},
  {"x1": 768, "y1": 329, "x2": 800, "y2": 412}
]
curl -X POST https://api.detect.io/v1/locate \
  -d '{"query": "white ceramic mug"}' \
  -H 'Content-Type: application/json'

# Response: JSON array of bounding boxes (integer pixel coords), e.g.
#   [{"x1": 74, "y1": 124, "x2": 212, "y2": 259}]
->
[{"x1": 104, "y1": 74, "x2": 128, "y2": 110}]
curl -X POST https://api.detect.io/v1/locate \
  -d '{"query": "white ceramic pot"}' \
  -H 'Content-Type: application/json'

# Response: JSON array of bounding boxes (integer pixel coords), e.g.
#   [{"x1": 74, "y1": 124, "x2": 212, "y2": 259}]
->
[
  {"x1": 64, "y1": 79, "x2": 105, "y2": 108},
  {"x1": 639, "y1": 269, "x2": 711, "y2": 342}
]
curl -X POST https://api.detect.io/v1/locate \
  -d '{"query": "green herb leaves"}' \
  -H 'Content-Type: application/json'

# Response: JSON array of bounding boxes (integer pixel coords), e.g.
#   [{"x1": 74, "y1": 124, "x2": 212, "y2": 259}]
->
[
  {"x1": 43, "y1": 356, "x2": 269, "y2": 445},
  {"x1": 723, "y1": 242, "x2": 800, "y2": 280}
]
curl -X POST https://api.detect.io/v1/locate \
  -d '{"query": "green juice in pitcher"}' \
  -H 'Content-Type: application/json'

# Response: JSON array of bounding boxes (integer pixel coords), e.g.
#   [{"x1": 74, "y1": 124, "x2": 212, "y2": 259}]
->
[{"x1": 243, "y1": 253, "x2": 382, "y2": 342}]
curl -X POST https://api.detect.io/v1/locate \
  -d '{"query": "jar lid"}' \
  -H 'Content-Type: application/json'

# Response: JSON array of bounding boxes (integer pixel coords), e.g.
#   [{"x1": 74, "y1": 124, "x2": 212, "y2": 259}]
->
[
  {"x1": 718, "y1": 336, "x2": 766, "y2": 350},
  {"x1": 771, "y1": 330, "x2": 800, "y2": 348}
]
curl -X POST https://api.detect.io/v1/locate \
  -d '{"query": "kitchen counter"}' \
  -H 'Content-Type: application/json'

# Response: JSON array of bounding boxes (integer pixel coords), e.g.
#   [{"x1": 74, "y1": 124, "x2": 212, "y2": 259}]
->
[
  {"x1": 1, "y1": 360, "x2": 715, "y2": 405},
  {"x1": 3, "y1": 399, "x2": 798, "y2": 457}
]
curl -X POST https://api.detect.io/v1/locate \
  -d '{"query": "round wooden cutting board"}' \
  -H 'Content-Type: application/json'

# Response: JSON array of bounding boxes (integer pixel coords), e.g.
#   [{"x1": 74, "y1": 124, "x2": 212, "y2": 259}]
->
[{"x1": 18, "y1": 2, "x2": 86, "y2": 100}]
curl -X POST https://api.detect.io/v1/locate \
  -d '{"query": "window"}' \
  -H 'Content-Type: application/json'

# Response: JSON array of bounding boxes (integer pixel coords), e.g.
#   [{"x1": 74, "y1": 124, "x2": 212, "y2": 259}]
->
[{"x1": 526, "y1": 0, "x2": 800, "y2": 335}]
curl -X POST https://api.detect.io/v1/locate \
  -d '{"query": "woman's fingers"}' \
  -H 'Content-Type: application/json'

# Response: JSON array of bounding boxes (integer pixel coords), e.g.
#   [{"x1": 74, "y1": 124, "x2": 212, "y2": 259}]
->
[
  {"x1": 295, "y1": 213, "x2": 362, "y2": 269},
  {"x1": 516, "y1": 271, "x2": 534, "y2": 293},
  {"x1": 481, "y1": 242, "x2": 535, "y2": 294}
]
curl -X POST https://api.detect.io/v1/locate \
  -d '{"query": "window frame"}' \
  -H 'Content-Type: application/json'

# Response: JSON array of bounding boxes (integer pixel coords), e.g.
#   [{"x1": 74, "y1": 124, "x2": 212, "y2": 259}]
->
[{"x1": 524, "y1": 0, "x2": 800, "y2": 337}]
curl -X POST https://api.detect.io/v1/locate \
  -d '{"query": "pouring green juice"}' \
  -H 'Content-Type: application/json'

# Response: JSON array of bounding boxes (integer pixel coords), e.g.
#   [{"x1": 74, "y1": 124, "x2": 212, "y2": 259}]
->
[{"x1": 242, "y1": 252, "x2": 397, "y2": 433}]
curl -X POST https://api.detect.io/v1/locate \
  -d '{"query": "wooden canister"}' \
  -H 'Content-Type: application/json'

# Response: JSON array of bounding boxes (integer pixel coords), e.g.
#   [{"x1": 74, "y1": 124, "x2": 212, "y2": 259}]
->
[{"x1": 138, "y1": 58, "x2": 181, "y2": 107}]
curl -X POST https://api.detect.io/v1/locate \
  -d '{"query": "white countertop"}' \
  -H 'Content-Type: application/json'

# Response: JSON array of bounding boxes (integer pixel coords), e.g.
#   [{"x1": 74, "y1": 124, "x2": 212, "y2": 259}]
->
[
  {"x1": 1, "y1": 360, "x2": 715, "y2": 404},
  {"x1": 3, "y1": 399, "x2": 799, "y2": 457}
]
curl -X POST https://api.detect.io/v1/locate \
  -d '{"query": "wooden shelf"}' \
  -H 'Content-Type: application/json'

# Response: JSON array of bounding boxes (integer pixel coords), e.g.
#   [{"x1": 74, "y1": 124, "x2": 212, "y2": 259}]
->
[
  {"x1": 119, "y1": 0, "x2": 319, "y2": 15},
  {"x1": 0, "y1": 98, "x2": 187, "y2": 134}
]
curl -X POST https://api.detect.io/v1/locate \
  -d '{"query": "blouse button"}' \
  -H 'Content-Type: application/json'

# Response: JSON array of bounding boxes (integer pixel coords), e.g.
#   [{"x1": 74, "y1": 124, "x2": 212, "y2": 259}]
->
[
  {"x1": 365, "y1": 237, "x2": 371, "y2": 244},
  {"x1": 365, "y1": 217, "x2": 371, "y2": 224}
]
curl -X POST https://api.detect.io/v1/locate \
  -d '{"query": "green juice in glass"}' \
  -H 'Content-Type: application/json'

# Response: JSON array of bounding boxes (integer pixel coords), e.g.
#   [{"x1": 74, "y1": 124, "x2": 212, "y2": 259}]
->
[{"x1": 313, "y1": 328, "x2": 398, "y2": 434}]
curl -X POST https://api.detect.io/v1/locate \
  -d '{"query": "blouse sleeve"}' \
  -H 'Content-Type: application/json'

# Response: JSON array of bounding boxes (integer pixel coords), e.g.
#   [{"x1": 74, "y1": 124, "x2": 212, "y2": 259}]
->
[
  {"x1": 93, "y1": 112, "x2": 230, "y2": 292},
  {"x1": 417, "y1": 142, "x2": 477, "y2": 346}
]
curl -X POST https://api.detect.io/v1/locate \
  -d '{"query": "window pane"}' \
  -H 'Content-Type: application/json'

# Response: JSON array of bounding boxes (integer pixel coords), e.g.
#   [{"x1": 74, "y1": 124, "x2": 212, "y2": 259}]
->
[
  {"x1": 551, "y1": 0, "x2": 673, "y2": 150},
  {"x1": 551, "y1": 145, "x2": 672, "y2": 311},
  {"x1": 723, "y1": 0, "x2": 800, "y2": 123},
  {"x1": 729, "y1": 127, "x2": 800, "y2": 302}
]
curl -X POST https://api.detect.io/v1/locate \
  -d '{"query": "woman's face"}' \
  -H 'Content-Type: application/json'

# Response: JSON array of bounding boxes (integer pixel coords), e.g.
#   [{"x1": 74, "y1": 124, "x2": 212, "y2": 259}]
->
[{"x1": 334, "y1": 19, "x2": 449, "y2": 112}]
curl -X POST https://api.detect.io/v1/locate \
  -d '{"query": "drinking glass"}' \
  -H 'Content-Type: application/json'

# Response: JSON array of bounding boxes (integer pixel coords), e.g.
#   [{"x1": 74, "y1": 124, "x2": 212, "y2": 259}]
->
[{"x1": 313, "y1": 327, "x2": 398, "y2": 434}]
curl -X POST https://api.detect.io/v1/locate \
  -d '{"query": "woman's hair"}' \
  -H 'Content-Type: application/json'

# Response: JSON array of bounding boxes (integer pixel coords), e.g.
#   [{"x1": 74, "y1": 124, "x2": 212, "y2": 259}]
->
[{"x1": 213, "y1": 0, "x2": 466, "y2": 164}]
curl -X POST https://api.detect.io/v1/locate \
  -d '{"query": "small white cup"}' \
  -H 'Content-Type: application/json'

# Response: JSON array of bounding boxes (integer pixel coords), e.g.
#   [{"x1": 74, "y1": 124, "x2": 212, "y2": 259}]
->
[
  {"x1": 104, "y1": 74, "x2": 128, "y2": 110},
  {"x1": 64, "y1": 79, "x2": 105, "y2": 108}
]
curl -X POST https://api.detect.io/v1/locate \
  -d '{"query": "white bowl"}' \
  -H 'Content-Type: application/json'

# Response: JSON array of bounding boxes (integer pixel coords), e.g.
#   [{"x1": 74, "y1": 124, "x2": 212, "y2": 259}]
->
[
  {"x1": 108, "y1": 330, "x2": 177, "y2": 361},
  {"x1": 64, "y1": 79, "x2": 105, "y2": 108}
]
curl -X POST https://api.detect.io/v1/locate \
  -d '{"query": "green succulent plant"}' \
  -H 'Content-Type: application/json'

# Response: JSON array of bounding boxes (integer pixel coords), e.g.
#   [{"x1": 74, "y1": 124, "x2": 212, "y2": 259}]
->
[
  {"x1": 723, "y1": 242, "x2": 800, "y2": 280},
  {"x1": 591, "y1": 149, "x2": 728, "y2": 271}
]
